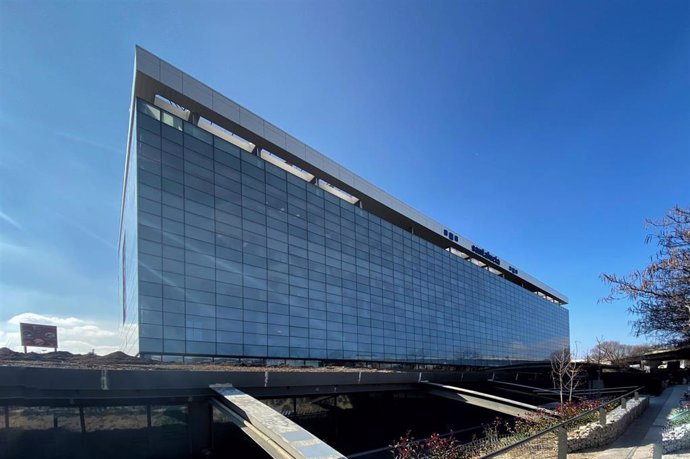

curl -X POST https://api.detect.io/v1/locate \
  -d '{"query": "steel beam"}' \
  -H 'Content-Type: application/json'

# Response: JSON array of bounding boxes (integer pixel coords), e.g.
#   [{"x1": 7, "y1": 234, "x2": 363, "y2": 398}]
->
[
  {"x1": 426, "y1": 388, "x2": 530, "y2": 417},
  {"x1": 211, "y1": 399, "x2": 294, "y2": 459},
  {"x1": 211, "y1": 384, "x2": 346, "y2": 459},
  {"x1": 424, "y1": 382, "x2": 552, "y2": 418}
]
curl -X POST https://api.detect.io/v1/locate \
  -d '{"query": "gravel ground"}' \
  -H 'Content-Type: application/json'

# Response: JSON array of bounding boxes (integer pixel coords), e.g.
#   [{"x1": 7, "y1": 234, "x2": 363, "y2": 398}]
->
[{"x1": 663, "y1": 447, "x2": 690, "y2": 458}]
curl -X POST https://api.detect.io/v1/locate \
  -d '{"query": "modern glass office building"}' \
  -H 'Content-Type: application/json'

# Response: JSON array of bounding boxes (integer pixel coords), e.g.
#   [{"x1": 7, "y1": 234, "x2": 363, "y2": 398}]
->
[{"x1": 119, "y1": 47, "x2": 569, "y2": 366}]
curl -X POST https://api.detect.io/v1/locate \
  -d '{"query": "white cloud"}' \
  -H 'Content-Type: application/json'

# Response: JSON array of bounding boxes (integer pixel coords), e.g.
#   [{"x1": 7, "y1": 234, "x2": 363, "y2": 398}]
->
[
  {"x1": 7, "y1": 313, "x2": 86, "y2": 328},
  {"x1": 54, "y1": 211, "x2": 117, "y2": 249},
  {"x1": 55, "y1": 131, "x2": 120, "y2": 156},
  {"x1": 0, "y1": 210, "x2": 22, "y2": 230},
  {"x1": 0, "y1": 235, "x2": 119, "y2": 321},
  {"x1": 0, "y1": 239, "x2": 26, "y2": 253},
  {"x1": 1, "y1": 312, "x2": 120, "y2": 355}
]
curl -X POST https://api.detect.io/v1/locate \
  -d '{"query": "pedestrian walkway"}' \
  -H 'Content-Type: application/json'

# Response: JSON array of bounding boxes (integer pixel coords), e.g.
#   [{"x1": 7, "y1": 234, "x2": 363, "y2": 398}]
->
[{"x1": 568, "y1": 385, "x2": 689, "y2": 458}]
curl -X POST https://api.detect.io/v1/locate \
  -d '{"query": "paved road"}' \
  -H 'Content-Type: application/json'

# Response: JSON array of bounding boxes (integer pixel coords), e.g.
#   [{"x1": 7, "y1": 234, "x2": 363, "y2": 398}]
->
[{"x1": 569, "y1": 385, "x2": 689, "y2": 458}]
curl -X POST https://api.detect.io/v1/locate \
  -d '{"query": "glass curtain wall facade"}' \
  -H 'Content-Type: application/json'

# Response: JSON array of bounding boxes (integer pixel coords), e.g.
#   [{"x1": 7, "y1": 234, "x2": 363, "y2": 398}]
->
[{"x1": 119, "y1": 98, "x2": 569, "y2": 366}]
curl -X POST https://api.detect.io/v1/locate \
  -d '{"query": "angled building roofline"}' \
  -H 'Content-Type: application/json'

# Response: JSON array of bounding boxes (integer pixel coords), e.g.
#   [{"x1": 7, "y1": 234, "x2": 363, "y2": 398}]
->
[{"x1": 124, "y1": 45, "x2": 568, "y2": 304}]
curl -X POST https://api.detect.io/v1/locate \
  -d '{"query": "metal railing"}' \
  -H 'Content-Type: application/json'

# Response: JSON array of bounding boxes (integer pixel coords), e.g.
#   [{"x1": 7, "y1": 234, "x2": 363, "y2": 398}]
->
[{"x1": 480, "y1": 386, "x2": 645, "y2": 458}]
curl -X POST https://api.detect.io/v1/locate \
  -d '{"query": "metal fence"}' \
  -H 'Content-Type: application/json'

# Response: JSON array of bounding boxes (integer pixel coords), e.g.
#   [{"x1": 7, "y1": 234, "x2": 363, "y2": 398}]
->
[
  {"x1": 357, "y1": 386, "x2": 645, "y2": 459},
  {"x1": 452, "y1": 431, "x2": 559, "y2": 458},
  {"x1": 479, "y1": 386, "x2": 645, "y2": 459},
  {"x1": 349, "y1": 426, "x2": 484, "y2": 459}
]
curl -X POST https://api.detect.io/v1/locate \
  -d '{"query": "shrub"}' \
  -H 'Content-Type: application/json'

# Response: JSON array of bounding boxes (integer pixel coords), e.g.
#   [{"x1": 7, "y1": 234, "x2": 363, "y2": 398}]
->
[
  {"x1": 667, "y1": 408, "x2": 690, "y2": 428},
  {"x1": 392, "y1": 431, "x2": 461, "y2": 459},
  {"x1": 393, "y1": 398, "x2": 609, "y2": 458}
]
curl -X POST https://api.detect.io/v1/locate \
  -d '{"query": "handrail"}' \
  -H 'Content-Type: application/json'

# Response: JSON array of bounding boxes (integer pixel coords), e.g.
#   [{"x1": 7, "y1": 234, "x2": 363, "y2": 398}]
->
[
  {"x1": 536, "y1": 385, "x2": 640, "y2": 395},
  {"x1": 491, "y1": 379, "x2": 639, "y2": 396},
  {"x1": 481, "y1": 385, "x2": 645, "y2": 458}
]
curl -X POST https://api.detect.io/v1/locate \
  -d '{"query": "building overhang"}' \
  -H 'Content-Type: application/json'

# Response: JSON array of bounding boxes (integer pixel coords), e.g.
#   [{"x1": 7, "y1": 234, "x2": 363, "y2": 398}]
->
[{"x1": 126, "y1": 45, "x2": 568, "y2": 305}]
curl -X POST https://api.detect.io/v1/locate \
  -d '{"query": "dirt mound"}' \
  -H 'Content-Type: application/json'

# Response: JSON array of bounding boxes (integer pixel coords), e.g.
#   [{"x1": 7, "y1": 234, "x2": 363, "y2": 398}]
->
[
  {"x1": 0, "y1": 349, "x2": 77, "y2": 362},
  {"x1": 0, "y1": 347, "x2": 155, "y2": 367},
  {"x1": 48, "y1": 351, "x2": 75, "y2": 360},
  {"x1": 0, "y1": 347, "x2": 391, "y2": 372},
  {"x1": 0, "y1": 347, "x2": 19, "y2": 358},
  {"x1": 96, "y1": 351, "x2": 152, "y2": 365}
]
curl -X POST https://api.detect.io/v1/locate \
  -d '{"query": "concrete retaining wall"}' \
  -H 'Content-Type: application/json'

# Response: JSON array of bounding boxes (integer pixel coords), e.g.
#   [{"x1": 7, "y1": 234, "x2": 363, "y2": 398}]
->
[{"x1": 567, "y1": 397, "x2": 649, "y2": 452}]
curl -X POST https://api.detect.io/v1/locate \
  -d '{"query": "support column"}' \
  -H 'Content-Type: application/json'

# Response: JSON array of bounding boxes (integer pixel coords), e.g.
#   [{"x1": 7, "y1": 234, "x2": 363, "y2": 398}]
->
[
  {"x1": 187, "y1": 401, "x2": 212, "y2": 458},
  {"x1": 599, "y1": 407, "x2": 606, "y2": 426},
  {"x1": 79, "y1": 406, "x2": 86, "y2": 446},
  {"x1": 557, "y1": 426, "x2": 567, "y2": 459},
  {"x1": 146, "y1": 404, "x2": 153, "y2": 447}
]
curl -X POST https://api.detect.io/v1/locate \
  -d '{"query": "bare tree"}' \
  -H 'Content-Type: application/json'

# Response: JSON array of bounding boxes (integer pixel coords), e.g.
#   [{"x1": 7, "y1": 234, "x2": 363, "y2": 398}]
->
[
  {"x1": 566, "y1": 345, "x2": 583, "y2": 402},
  {"x1": 551, "y1": 347, "x2": 583, "y2": 404},
  {"x1": 601, "y1": 206, "x2": 690, "y2": 345},
  {"x1": 586, "y1": 337, "x2": 606, "y2": 366},
  {"x1": 551, "y1": 348, "x2": 568, "y2": 405},
  {"x1": 586, "y1": 337, "x2": 654, "y2": 366}
]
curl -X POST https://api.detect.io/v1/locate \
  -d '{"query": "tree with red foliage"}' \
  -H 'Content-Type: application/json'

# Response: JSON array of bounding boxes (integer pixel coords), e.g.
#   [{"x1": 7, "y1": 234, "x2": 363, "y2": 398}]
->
[{"x1": 392, "y1": 431, "x2": 460, "y2": 459}]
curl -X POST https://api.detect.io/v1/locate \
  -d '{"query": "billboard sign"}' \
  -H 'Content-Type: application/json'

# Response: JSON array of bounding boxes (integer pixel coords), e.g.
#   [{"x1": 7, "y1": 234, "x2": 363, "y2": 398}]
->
[{"x1": 20, "y1": 323, "x2": 58, "y2": 349}]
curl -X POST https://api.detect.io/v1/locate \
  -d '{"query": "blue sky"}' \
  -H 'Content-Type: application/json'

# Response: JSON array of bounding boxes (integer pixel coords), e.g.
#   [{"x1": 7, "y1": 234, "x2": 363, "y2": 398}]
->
[{"x1": 0, "y1": 0, "x2": 688, "y2": 354}]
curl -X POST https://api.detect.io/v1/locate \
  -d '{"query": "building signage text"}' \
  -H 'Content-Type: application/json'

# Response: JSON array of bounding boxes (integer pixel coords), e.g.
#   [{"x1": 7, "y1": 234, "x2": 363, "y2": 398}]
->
[{"x1": 471, "y1": 245, "x2": 500, "y2": 266}]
